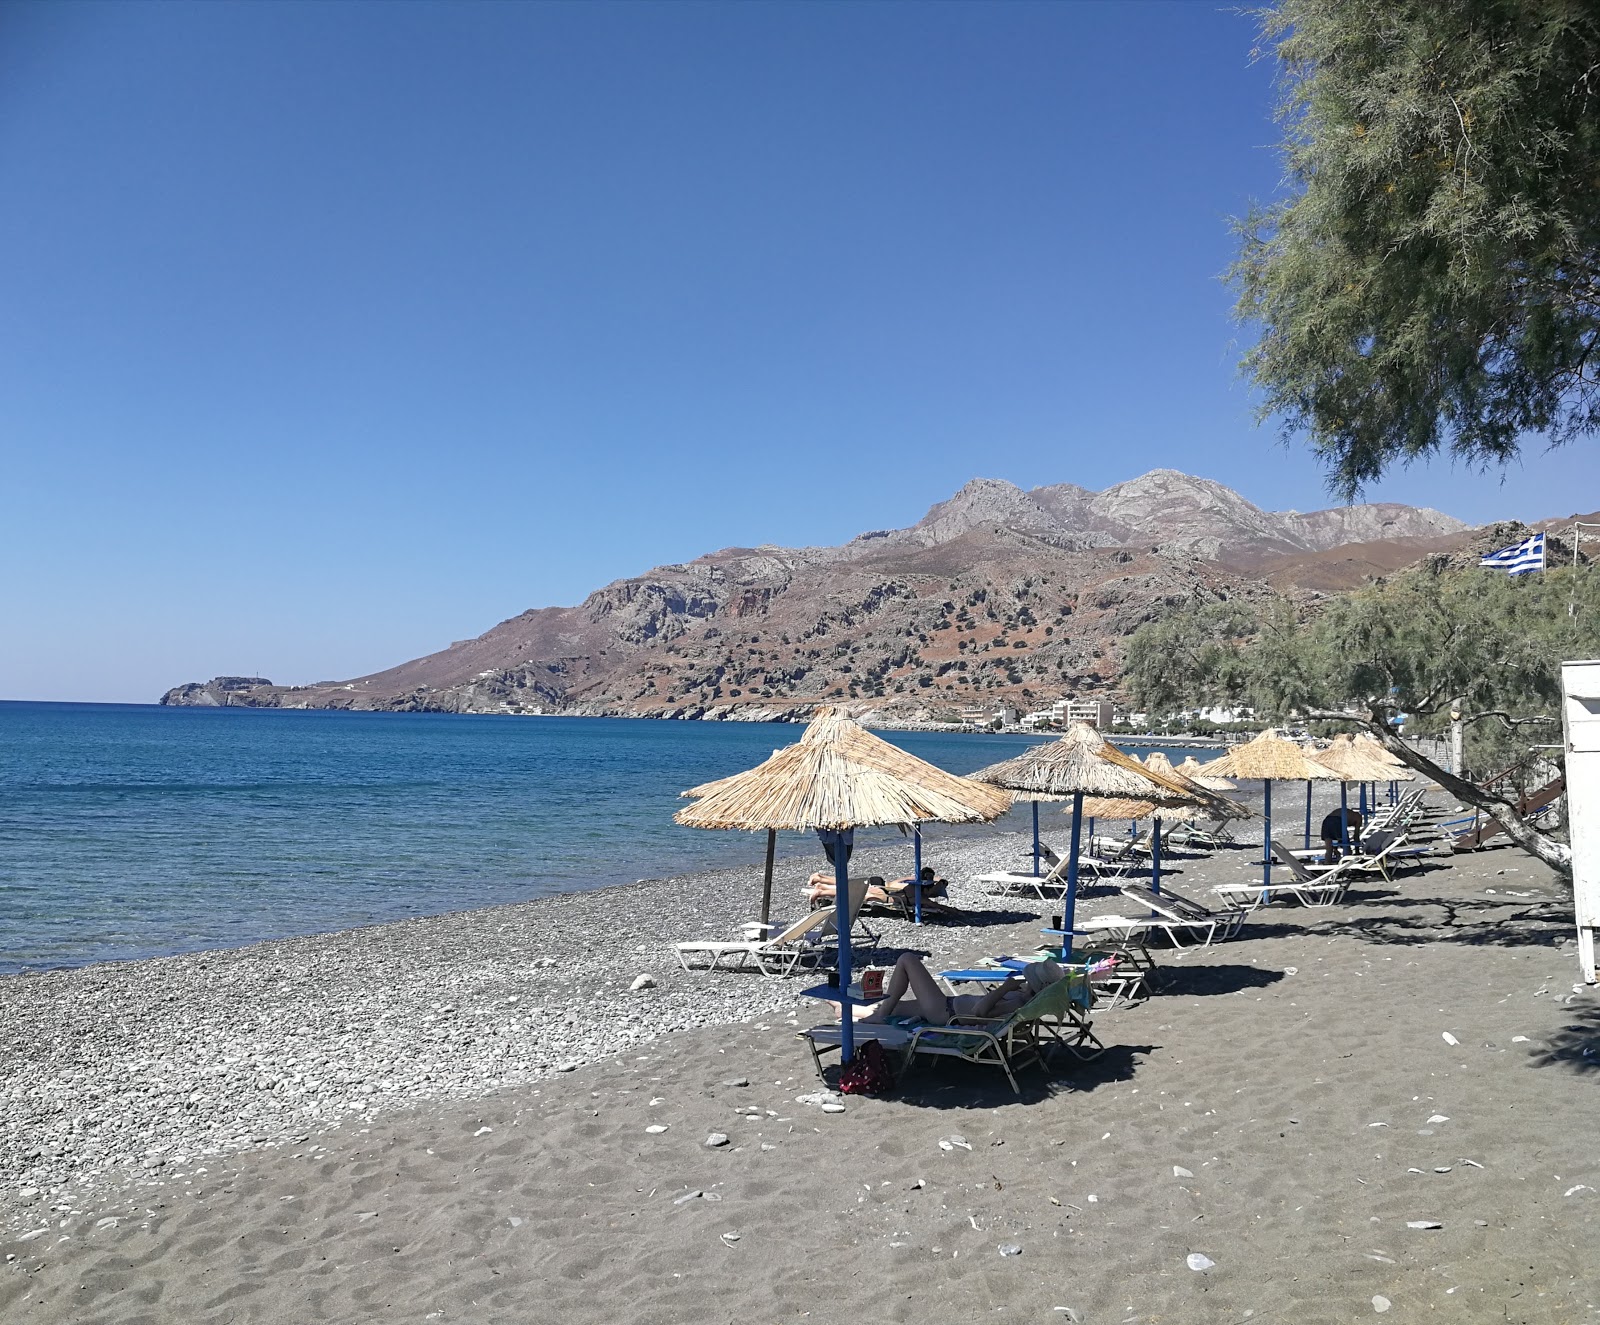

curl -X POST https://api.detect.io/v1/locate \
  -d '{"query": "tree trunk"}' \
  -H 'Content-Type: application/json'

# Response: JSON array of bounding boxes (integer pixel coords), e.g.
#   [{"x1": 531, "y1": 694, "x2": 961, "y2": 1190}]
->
[{"x1": 1333, "y1": 710, "x2": 1572, "y2": 879}]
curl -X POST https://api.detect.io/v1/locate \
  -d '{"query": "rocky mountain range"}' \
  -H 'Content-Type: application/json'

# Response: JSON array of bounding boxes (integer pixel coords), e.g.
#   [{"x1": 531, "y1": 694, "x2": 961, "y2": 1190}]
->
[{"x1": 161, "y1": 470, "x2": 1471, "y2": 722}]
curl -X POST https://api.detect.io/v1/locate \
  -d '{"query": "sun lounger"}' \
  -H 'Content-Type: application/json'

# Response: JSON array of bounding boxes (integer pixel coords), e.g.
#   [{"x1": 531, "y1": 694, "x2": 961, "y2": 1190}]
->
[
  {"x1": 1165, "y1": 818, "x2": 1240, "y2": 849},
  {"x1": 1117, "y1": 882, "x2": 1246, "y2": 943},
  {"x1": 1209, "y1": 842, "x2": 1360, "y2": 908},
  {"x1": 675, "y1": 908, "x2": 836, "y2": 975},
  {"x1": 943, "y1": 953, "x2": 1147, "y2": 1009},
  {"x1": 802, "y1": 968, "x2": 1101, "y2": 1095},
  {"x1": 677, "y1": 879, "x2": 876, "y2": 975},
  {"x1": 975, "y1": 844, "x2": 1127, "y2": 901},
  {"x1": 1298, "y1": 830, "x2": 1411, "y2": 882}
]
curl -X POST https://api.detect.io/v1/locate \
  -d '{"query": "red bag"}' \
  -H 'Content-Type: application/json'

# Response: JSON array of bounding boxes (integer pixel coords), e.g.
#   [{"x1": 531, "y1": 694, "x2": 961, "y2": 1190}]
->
[{"x1": 838, "y1": 1038, "x2": 895, "y2": 1096}]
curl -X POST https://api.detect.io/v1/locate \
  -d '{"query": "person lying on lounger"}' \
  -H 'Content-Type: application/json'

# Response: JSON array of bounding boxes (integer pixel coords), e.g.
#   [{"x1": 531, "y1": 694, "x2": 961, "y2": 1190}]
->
[
  {"x1": 805, "y1": 873, "x2": 895, "y2": 909},
  {"x1": 858, "y1": 953, "x2": 1064, "y2": 1024}
]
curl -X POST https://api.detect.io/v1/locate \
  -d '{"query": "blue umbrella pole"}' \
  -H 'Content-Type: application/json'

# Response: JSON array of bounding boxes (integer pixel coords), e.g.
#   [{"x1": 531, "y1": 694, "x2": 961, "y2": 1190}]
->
[
  {"x1": 1032, "y1": 801, "x2": 1041, "y2": 876},
  {"x1": 1152, "y1": 816, "x2": 1162, "y2": 895},
  {"x1": 1359, "y1": 781, "x2": 1369, "y2": 817},
  {"x1": 1063, "y1": 791, "x2": 1084, "y2": 959},
  {"x1": 1262, "y1": 780, "x2": 1273, "y2": 888},
  {"x1": 1339, "y1": 784, "x2": 1350, "y2": 852},
  {"x1": 912, "y1": 825, "x2": 923, "y2": 925},
  {"x1": 1303, "y1": 781, "x2": 1313, "y2": 851},
  {"x1": 823, "y1": 831, "x2": 855, "y2": 1065}
]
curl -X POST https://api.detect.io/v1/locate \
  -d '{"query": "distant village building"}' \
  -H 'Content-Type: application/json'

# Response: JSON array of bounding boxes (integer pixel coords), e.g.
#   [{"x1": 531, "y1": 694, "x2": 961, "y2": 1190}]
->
[{"x1": 1061, "y1": 698, "x2": 1115, "y2": 729}]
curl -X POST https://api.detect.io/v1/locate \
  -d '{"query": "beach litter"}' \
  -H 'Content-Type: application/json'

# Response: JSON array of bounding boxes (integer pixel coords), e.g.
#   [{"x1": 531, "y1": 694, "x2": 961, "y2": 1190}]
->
[
  {"x1": 1186, "y1": 1253, "x2": 1215, "y2": 1272},
  {"x1": 1564, "y1": 1185, "x2": 1594, "y2": 1197},
  {"x1": 645, "y1": 1125, "x2": 669, "y2": 1134},
  {"x1": 673, "y1": 1190, "x2": 704, "y2": 1206},
  {"x1": 1173, "y1": 1166, "x2": 1194, "y2": 1178},
  {"x1": 820, "y1": 1102, "x2": 845, "y2": 1114},
  {"x1": 1372, "y1": 1296, "x2": 1391, "y2": 1313},
  {"x1": 997, "y1": 1243, "x2": 1023, "y2": 1257},
  {"x1": 1406, "y1": 1221, "x2": 1443, "y2": 1229},
  {"x1": 939, "y1": 1135, "x2": 973, "y2": 1152},
  {"x1": 705, "y1": 1133, "x2": 730, "y2": 1148},
  {"x1": 1427, "y1": 1114, "x2": 1449, "y2": 1124},
  {"x1": 1441, "y1": 1032, "x2": 1460, "y2": 1046}
]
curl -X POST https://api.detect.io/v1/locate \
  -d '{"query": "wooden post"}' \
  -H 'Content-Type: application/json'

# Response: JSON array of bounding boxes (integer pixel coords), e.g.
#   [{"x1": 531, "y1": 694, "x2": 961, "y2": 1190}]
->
[{"x1": 759, "y1": 829, "x2": 777, "y2": 928}]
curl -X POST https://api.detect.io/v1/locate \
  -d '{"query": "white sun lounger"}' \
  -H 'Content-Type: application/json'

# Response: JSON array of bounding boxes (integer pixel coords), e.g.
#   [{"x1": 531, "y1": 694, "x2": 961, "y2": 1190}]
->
[
  {"x1": 675, "y1": 908, "x2": 835, "y2": 975},
  {"x1": 676, "y1": 879, "x2": 875, "y2": 975}
]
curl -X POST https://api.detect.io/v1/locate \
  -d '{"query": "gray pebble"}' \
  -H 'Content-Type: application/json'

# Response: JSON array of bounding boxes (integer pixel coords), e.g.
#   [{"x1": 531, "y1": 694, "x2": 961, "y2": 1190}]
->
[
  {"x1": 997, "y1": 1243, "x2": 1023, "y2": 1256},
  {"x1": 705, "y1": 1133, "x2": 730, "y2": 1148}
]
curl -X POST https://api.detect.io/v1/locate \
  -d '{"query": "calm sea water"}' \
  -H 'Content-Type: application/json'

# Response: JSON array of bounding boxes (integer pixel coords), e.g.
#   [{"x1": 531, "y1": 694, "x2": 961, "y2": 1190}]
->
[{"x1": 0, "y1": 702, "x2": 1209, "y2": 974}]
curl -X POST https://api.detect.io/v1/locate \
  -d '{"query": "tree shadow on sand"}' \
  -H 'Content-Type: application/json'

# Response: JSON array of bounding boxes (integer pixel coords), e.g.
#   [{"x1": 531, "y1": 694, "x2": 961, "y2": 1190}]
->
[
  {"x1": 1237, "y1": 893, "x2": 1572, "y2": 951},
  {"x1": 1528, "y1": 1002, "x2": 1600, "y2": 1076}
]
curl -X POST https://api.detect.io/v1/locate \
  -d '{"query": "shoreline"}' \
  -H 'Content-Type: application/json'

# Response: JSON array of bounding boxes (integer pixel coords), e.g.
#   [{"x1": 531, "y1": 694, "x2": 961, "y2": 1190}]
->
[
  {"x1": 0, "y1": 827, "x2": 1044, "y2": 1230},
  {"x1": 5, "y1": 795, "x2": 1598, "y2": 1321}
]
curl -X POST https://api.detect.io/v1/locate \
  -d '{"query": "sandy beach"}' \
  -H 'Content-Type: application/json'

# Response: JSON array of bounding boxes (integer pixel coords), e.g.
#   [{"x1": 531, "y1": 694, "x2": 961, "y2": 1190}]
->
[{"x1": 3, "y1": 790, "x2": 1598, "y2": 1324}]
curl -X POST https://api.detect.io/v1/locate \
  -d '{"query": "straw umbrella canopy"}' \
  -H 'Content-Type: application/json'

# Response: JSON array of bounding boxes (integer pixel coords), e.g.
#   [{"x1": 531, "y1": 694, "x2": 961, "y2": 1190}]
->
[
  {"x1": 1081, "y1": 797, "x2": 1202, "y2": 821},
  {"x1": 1353, "y1": 732, "x2": 1408, "y2": 767},
  {"x1": 1177, "y1": 755, "x2": 1237, "y2": 792},
  {"x1": 1203, "y1": 730, "x2": 1343, "y2": 886},
  {"x1": 968, "y1": 724, "x2": 1206, "y2": 945},
  {"x1": 676, "y1": 707, "x2": 1010, "y2": 1063},
  {"x1": 1317, "y1": 733, "x2": 1411, "y2": 785},
  {"x1": 1315, "y1": 733, "x2": 1415, "y2": 845},
  {"x1": 1352, "y1": 732, "x2": 1411, "y2": 806},
  {"x1": 676, "y1": 708, "x2": 1012, "y2": 832}
]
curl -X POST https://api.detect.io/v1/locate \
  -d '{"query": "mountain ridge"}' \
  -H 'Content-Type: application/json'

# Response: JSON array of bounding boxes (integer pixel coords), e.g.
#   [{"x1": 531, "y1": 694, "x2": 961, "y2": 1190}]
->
[{"x1": 160, "y1": 470, "x2": 1473, "y2": 721}]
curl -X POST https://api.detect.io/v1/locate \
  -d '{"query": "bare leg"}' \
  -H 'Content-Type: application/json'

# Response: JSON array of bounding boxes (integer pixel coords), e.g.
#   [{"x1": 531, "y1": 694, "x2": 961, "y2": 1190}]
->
[{"x1": 861, "y1": 954, "x2": 948, "y2": 1024}]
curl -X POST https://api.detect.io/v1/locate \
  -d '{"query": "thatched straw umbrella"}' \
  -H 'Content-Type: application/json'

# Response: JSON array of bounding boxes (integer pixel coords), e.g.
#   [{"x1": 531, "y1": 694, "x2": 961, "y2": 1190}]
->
[
  {"x1": 1352, "y1": 732, "x2": 1411, "y2": 807},
  {"x1": 1177, "y1": 755, "x2": 1237, "y2": 792},
  {"x1": 1316, "y1": 733, "x2": 1415, "y2": 847},
  {"x1": 1138, "y1": 750, "x2": 1253, "y2": 889},
  {"x1": 676, "y1": 707, "x2": 1010, "y2": 1061},
  {"x1": 969, "y1": 725, "x2": 1205, "y2": 946},
  {"x1": 1202, "y1": 731, "x2": 1342, "y2": 886}
]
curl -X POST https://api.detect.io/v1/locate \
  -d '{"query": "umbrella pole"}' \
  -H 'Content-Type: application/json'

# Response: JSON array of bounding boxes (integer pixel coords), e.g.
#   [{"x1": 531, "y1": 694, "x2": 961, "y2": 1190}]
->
[
  {"x1": 822, "y1": 831, "x2": 855, "y2": 1065},
  {"x1": 1262, "y1": 780, "x2": 1273, "y2": 888},
  {"x1": 1151, "y1": 816, "x2": 1162, "y2": 896},
  {"x1": 1340, "y1": 784, "x2": 1350, "y2": 853},
  {"x1": 1063, "y1": 791, "x2": 1084, "y2": 960},
  {"x1": 1359, "y1": 781, "x2": 1368, "y2": 817},
  {"x1": 913, "y1": 825, "x2": 923, "y2": 925},
  {"x1": 1304, "y1": 780, "x2": 1313, "y2": 851},
  {"x1": 759, "y1": 829, "x2": 777, "y2": 928},
  {"x1": 1032, "y1": 801, "x2": 1041, "y2": 876}
]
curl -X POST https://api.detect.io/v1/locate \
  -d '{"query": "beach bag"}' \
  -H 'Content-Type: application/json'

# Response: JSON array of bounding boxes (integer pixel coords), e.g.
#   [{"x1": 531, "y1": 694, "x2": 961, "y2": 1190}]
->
[{"x1": 838, "y1": 1038, "x2": 895, "y2": 1097}]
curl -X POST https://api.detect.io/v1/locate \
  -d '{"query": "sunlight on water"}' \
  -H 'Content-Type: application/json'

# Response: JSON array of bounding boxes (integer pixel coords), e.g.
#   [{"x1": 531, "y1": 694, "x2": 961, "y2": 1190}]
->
[{"x1": 0, "y1": 702, "x2": 1211, "y2": 972}]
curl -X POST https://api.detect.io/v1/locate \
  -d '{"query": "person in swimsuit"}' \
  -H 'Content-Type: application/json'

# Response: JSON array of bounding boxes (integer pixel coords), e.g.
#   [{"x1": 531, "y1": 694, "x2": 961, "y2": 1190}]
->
[{"x1": 857, "y1": 953, "x2": 1065, "y2": 1024}]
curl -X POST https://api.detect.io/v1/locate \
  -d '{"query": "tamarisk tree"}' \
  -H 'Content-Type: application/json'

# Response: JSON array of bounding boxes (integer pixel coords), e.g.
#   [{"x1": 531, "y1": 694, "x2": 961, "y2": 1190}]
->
[
  {"x1": 1125, "y1": 557, "x2": 1600, "y2": 876},
  {"x1": 1234, "y1": 1, "x2": 1600, "y2": 498}
]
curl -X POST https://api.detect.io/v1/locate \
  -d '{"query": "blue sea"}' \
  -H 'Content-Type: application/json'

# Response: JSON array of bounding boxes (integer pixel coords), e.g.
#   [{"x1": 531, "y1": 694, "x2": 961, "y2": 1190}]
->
[{"x1": 0, "y1": 702, "x2": 1210, "y2": 975}]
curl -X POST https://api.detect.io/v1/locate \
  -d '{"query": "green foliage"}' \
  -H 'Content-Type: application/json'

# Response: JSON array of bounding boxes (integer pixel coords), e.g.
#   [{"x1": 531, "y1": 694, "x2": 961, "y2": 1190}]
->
[
  {"x1": 1234, "y1": 0, "x2": 1600, "y2": 497},
  {"x1": 1127, "y1": 563, "x2": 1600, "y2": 773}
]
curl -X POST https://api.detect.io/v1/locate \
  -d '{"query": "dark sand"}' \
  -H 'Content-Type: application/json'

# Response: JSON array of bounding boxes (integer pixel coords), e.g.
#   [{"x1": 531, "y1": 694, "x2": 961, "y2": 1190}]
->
[{"x1": 3, "y1": 799, "x2": 1597, "y2": 1324}]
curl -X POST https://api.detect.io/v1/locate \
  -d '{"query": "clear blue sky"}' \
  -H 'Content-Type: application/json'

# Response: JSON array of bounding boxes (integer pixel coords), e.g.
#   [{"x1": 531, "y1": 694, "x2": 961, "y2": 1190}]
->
[{"x1": 3, "y1": 1, "x2": 1591, "y2": 703}]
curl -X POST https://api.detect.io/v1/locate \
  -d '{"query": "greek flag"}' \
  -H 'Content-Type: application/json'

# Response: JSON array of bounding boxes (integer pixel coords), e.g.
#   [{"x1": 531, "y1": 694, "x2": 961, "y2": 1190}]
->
[{"x1": 1479, "y1": 532, "x2": 1545, "y2": 576}]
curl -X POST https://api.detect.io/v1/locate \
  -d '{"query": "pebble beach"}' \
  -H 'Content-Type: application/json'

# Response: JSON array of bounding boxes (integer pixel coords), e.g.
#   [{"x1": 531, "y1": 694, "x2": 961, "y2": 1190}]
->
[{"x1": 4, "y1": 793, "x2": 1598, "y2": 1323}]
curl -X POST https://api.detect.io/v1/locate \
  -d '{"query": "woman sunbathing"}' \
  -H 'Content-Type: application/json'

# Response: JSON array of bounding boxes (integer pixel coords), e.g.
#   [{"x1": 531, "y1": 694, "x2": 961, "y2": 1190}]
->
[
  {"x1": 806, "y1": 867, "x2": 954, "y2": 915},
  {"x1": 858, "y1": 953, "x2": 1065, "y2": 1024},
  {"x1": 805, "y1": 873, "x2": 894, "y2": 909}
]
